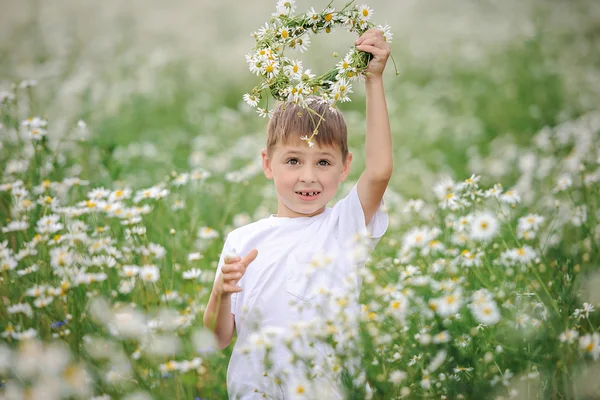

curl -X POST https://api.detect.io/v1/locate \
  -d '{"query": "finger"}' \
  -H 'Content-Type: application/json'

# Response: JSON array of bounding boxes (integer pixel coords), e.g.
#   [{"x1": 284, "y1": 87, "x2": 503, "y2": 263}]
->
[
  {"x1": 224, "y1": 255, "x2": 240, "y2": 264},
  {"x1": 358, "y1": 37, "x2": 388, "y2": 49},
  {"x1": 222, "y1": 271, "x2": 244, "y2": 282},
  {"x1": 221, "y1": 264, "x2": 241, "y2": 274},
  {"x1": 355, "y1": 31, "x2": 377, "y2": 45},
  {"x1": 356, "y1": 29, "x2": 384, "y2": 44},
  {"x1": 357, "y1": 38, "x2": 378, "y2": 49},
  {"x1": 356, "y1": 44, "x2": 386, "y2": 57},
  {"x1": 223, "y1": 283, "x2": 243, "y2": 293},
  {"x1": 241, "y1": 248, "x2": 258, "y2": 268}
]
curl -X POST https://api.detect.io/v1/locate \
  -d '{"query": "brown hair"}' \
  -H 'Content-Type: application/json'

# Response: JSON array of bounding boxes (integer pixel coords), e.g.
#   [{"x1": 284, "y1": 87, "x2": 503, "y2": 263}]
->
[{"x1": 266, "y1": 97, "x2": 348, "y2": 161}]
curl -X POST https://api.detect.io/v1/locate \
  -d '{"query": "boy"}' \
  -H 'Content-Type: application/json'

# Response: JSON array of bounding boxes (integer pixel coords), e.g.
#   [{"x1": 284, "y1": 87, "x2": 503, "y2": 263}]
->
[{"x1": 204, "y1": 29, "x2": 392, "y2": 399}]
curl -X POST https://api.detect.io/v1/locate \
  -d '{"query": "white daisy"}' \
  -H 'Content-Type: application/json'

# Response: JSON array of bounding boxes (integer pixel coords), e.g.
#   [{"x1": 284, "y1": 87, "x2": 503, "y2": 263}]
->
[
  {"x1": 389, "y1": 370, "x2": 407, "y2": 384},
  {"x1": 499, "y1": 189, "x2": 520, "y2": 205},
  {"x1": 470, "y1": 299, "x2": 501, "y2": 325},
  {"x1": 290, "y1": 34, "x2": 311, "y2": 53},
  {"x1": 139, "y1": 265, "x2": 160, "y2": 283},
  {"x1": 484, "y1": 183, "x2": 503, "y2": 198},
  {"x1": 88, "y1": 187, "x2": 111, "y2": 200},
  {"x1": 469, "y1": 211, "x2": 499, "y2": 242},
  {"x1": 553, "y1": 174, "x2": 573, "y2": 193},
  {"x1": 306, "y1": 7, "x2": 320, "y2": 25},
  {"x1": 272, "y1": 0, "x2": 296, "y2": 17},
  {"x1": 120, "y1": 265, "x2": 140, "y2": 278},
  {"x1": 559, "y1": 329, "x2": 579, "y2": 344},
  {"x1": 457, "y1": 174, "x2": 481, "y2": 190},
  {"x1": 579, "y1": 333, "x2": 600, "y2": 360},
  {"x1": 435, "y1": 290, "x2": 463, "y2": 317},
  {"x1": 517, "y1": 214, "x2": 545, "y2": 232},
  {"x1": 504, "y1": 245, "x2": 537, "y2": 265},
  {"x1": 278, "y1": 26, "x2": 292, "y2": 40},
  {"x1": 21, "y1": 116, "x2": 47, "y2": 129},
  {"x1": 182, "y1": 268, "x2": 202, "y2": 280},
  {"x1": 300, "y1": 68, "x2": 315, "y2": 81},
  {"x1": 243, "y1": 93, "x2": 260, "y2": 107},
  {"x1": 376, "y1": 24, "x2": 393, "y2": 43},
  {"x1": 28, "y1": 128, "x2": 47, "y2": 140},
  {"x1": 433, "y1": 178, "x2": 457, "y2": 199},
  {"x1": 108, "y1": 188, "x2": 131, "y2": 203},
  {"x1": 284, "y1": 60, "x2": 303, "y2": 79},
  {"x1": 432, "y1": 330, "x2": 451, "y2": 343},
  {"x1": 257, "y1": 108, "x2": 272, "y2": 119},
  {"x1": 198, "y1": 226, "x2": 219, "y2": 240},
  {"x1": 2, "y1": 220, "x2": 29, "y2": 233},
  {"x1": 357, "y1": 4, "x2": 374, "y2": 21}
]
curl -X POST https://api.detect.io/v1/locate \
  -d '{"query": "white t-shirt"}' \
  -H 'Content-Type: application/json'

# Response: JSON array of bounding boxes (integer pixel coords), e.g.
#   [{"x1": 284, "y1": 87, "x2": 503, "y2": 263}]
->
[{"x1": 215, "y1": 184, "x2": 388, "y2": 399}]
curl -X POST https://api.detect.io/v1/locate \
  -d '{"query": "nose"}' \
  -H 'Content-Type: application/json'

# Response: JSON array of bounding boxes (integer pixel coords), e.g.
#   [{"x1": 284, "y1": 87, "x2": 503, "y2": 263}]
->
[{"x1": 299, "y1": 165, "x2": 317, "y2": 183}]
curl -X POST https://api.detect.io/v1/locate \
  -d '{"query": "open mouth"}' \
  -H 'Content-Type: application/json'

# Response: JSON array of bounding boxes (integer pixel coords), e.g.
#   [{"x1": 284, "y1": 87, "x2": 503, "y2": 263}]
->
[{"x1": 295, "y1": 191, "x2": 321, "y2": 200}]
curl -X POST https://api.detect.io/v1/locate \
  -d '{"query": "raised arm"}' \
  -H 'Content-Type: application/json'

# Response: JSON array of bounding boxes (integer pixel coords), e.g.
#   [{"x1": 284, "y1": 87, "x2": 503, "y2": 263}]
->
[{"x1": 355, "y1": 29, "x2": 393, "y2": 226}]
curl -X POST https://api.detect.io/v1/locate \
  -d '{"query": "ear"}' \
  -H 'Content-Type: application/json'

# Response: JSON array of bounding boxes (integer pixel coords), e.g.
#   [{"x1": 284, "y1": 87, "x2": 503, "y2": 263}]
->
[
  {"x1": 261, "y1": 149, "x2": 273, "y2": 180},
  {"x1": 339, "y1": 152, "x2": 353, "y2": 182}
]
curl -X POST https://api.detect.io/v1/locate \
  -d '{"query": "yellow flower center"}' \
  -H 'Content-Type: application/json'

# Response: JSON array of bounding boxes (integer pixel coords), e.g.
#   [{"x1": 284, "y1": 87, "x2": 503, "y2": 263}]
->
[
  {"x1": 324, "y1": 14, "x2": 332, "y2": 22},
  {"x1": 362, "y1": 9, "x2": 369, "y2": 17},
  {"x1": 586, "y1": 343, "x2": 594, "y2": 352}
]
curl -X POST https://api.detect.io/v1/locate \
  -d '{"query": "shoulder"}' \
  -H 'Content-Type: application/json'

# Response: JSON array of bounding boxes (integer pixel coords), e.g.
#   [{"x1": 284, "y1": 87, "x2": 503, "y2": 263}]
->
[{"x1": 330, "y1": 183, "x2": 359, "y2": 213}]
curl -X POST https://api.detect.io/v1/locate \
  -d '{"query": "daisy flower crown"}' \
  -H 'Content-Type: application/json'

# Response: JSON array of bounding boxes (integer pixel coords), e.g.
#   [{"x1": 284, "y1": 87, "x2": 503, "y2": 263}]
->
[{"x1": 244, "y1": 0, "x2": 396, "y2": 145}]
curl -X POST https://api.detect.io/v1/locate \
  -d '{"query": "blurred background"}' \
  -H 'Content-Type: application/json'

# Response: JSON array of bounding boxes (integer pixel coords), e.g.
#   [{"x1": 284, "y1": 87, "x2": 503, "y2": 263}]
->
[{"x1": 2, "y1": 2, "x2": 600, "y2": 397}]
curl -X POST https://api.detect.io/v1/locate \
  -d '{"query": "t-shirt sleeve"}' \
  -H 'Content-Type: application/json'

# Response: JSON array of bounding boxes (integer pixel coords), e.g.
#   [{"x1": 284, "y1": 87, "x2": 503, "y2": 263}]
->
[
  {"x1": 335, "y1": 183, "x2": 389, "y2": 250},
  {"x1": 213, "y1": 234, "x2": 238, "y2": 315}
]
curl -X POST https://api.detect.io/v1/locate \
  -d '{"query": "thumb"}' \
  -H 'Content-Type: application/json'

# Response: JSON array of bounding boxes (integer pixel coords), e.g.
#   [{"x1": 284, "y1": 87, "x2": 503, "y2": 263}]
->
[{"x1": 241, "y1": 249, "x2": 258, "y2": 268}]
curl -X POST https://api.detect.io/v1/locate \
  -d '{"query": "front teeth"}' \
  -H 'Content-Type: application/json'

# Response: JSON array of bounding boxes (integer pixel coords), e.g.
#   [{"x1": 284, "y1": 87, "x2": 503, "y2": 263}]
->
[{"x1": 299, "y1": 192, "x2": 318, "y2": 196}]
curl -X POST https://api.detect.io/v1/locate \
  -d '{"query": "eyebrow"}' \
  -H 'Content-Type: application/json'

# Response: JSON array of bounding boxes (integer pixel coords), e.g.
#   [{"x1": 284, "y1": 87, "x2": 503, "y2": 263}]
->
[{"x1": 282, "y1": 150, "x2": 336, "y2": 158}]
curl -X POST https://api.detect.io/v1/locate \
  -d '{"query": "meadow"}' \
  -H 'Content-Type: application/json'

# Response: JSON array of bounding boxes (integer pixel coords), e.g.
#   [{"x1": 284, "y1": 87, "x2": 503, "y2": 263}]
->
[{"x1": 1, "y1": 0, "x2": 600, "y2": 398}]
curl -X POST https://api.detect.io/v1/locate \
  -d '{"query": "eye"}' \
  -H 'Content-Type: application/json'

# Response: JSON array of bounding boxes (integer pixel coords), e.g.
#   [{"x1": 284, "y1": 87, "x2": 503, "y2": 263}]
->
[
  {"x1": 318, "y1": 159, "x2": 331, "y2": 166},
  {"x1": 286, "y1": 158, "x2": 299, "y2": 165}
]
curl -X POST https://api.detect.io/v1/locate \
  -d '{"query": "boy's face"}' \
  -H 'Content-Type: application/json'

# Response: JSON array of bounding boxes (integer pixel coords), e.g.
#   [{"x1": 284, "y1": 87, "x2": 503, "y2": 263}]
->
[{"x1": 261, "y1": 137, "x2": 352, "y2": 218}]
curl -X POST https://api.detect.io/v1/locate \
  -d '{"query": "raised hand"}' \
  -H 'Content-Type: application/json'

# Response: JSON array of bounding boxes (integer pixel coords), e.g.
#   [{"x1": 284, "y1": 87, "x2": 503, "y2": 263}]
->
[
  {"x1": 218, "y1": 249, "x2": 258, "y2": 295},
  {"x1": 355, "y1": 28, "x2": 391, "y2": 77}
]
